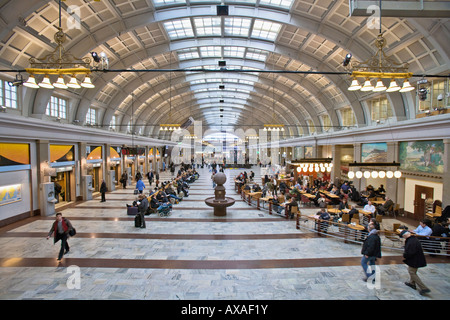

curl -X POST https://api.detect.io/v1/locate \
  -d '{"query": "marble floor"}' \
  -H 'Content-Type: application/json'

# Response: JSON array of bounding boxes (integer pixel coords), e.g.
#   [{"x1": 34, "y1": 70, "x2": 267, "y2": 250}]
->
[{"x1": 0, "y1": 166, "x2": 449, "y2": 301}]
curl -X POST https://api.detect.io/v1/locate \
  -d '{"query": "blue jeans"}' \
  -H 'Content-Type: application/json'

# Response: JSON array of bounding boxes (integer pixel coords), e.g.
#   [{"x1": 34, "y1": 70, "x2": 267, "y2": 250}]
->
[{"x1": 361, "y1": 255, "x2": 377, "y2": 279}]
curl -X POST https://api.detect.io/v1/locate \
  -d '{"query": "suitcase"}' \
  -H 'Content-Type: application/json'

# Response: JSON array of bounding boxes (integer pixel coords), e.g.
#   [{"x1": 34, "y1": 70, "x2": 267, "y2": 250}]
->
[
  {"x1": 134, "y1": 214, "x2": 141, "y2": 227},
  {"x1": 127, "y1": 206, "x2": 138, "y2": 216}
]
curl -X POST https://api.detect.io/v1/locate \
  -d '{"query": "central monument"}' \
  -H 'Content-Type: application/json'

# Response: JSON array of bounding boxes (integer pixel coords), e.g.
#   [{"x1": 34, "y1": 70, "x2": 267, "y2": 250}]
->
[{"x1": 204, "y1": 172, "x2": 235, "y2": 216}]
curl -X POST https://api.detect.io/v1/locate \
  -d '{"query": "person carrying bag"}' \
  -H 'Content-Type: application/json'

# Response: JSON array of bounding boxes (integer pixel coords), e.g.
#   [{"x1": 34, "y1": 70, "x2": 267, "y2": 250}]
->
[{"x1": 46, "y1": 212, "x2": 75, "y2": 262}]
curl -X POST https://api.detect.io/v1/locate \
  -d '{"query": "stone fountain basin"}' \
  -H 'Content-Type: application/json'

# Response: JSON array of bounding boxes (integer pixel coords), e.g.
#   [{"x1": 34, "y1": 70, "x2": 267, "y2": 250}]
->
[{"x1": 204, "y1": 197, "x2": 236, "y2": 207}]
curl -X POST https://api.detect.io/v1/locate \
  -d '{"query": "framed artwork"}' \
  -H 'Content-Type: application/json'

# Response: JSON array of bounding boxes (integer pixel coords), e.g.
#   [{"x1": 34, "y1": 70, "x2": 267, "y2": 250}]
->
[
  {"x1": 399, "y1": 140, "x2": 444, "y2": 173},
  {"x1": 0, "y1": 184, "x2": 22, "y2": 206},
  {"x1": 361, "y1": 143, "x2": 387, "y2": 163}
]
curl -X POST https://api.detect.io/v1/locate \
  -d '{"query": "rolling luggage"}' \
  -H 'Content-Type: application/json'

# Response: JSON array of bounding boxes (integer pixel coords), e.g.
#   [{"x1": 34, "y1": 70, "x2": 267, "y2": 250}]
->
[
  {"x1": 127, "y1": 206, "x2": 138, "y2": 216},
  {"x1": 134, "y1": 214, "x2": 141, "y2": 227}
]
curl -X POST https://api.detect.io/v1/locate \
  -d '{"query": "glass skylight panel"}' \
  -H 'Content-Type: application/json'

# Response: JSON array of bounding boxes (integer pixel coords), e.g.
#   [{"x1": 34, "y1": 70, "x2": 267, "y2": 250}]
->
[
  {"x1": 190, "y1": 0, "x2": 220, "y2": 3},
  {"x1": 190, "y1": 79, "x2": 206, "y2": 85},
  {"x1": 177, "y1": 48, "x2": 199, "y2": 60},
  {"x1": 224, "y1": 18, "x2": 251, "y2": 37},
  {"x1": 200, "y1": 46, "x2": 222, "y2": 58},
  {"x1": 246, "y1": 48, "x2": 269, "y2": 61},
  {"x1": 194, "y1": 17, "x2": 221, "y2": 36},
  {"x1": 163, "y1": 19, "x2": 194, "y2": 39},
  {"x1": 251, "y1": 19, "x2": 282, "y2": 41},
  {"x1": 205, "y1": 78, "x2": 223, "y2": 83},
  {"x1": 239, "y1": 79, "x2": 255, "y2": 86},
  {"x1": 153, "y1": 0, "x2": 186, "y2": 6},
  {"x1": 259, "y1": 0, "x2": 294, "y2": 9},
  {"x1": 224, "y1": 46, "x2": 245, "y2": 58}
]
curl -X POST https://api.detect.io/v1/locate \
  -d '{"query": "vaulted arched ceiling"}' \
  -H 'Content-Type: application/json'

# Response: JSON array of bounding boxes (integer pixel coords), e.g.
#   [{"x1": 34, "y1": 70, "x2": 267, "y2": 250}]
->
[{"x1": 0, "y1": 0, "x2": 448, "y2": 139}]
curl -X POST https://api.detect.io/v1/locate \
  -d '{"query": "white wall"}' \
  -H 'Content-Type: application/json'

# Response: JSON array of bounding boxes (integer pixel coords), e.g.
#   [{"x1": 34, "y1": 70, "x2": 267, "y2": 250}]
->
[
  {"x1": 404, "y1": 178, "x2": 443, "y2": 213},
  {"x1": 363, "y1": 176, "x2": 387, "y2": 191},
  {"x1": 0, "y1": 170, "x2": 32, "y2": 221}
]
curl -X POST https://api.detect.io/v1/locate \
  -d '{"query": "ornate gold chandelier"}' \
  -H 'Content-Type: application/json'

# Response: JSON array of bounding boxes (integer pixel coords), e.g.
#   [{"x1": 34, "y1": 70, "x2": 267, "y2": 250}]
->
[
  {"x1": 346, "y1": 33, "x2": 414, "y2": 93},
  {"x1": 23, "y1": 0, "x2": 94, "y2": 90}
]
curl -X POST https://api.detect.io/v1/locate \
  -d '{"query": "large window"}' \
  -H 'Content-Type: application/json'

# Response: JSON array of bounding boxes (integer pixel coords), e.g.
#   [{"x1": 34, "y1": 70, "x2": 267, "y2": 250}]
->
[
  {"x1": 320, "y1": 114, "x2": 331, "y2": 132},
  {"x1": 339, "y1": 107, "x2": 356, "y2": 127},
  {"x1": 110, "y1": 115, "x2": 117, "y2": 130},
  {"x1": 370, "y1": 97, "x2": 393, "y2": 121},
  {"x1": 86, "y1": 107, "x2": 97, "y2": 125},
  {"x1": 46, "y1": 96, "x2": 67, "y2": 119},
  {"x1": 0, "y1": 79, "x2": 18, "y2": 109},
  {"x1": 307, "y1": 119, "x2": 315, "y2": 134}
]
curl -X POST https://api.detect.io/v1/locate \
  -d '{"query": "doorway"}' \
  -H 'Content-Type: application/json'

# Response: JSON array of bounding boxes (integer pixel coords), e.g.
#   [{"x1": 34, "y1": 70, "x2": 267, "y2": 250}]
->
[{"x1": 413, "y1": 185, "x2": 434, "y2": 220}]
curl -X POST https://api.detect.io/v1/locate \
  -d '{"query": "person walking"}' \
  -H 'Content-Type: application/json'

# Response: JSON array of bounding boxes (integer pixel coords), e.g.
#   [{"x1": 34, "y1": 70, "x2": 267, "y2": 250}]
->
[
  {"x1": 137, "y1": 194, "x2": 148, "y2": 228},
  {"x1": 121, "y1": 172, "x2": 128, "y2": 189},
  {"x1": 400, "y1": 230, "x2": 431, "y2": 295},
  {"x1": 361, "y1": 221, "x2": 382, "y2": 282},
  {"x1": 100, "y1": 179, "x2": 107, "y2": 202},
  {"x1": 46, "y1": 212, "x2": 74, "y2": 262},
  {"x1": 135, "y1": 178, "x2": 146, "y2": 194}
]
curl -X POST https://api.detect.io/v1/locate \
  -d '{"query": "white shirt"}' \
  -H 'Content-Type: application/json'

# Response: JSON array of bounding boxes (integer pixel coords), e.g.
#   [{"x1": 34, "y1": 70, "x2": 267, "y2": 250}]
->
[{"x1": 364, "y1": 204, "x2": 376, "y2": 213}]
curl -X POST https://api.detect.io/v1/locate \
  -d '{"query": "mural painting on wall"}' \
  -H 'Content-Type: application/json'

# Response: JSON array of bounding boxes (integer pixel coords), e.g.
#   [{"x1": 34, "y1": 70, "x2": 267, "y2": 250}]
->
[
  {"x1": 305, "y1": 147, "x2": 313, "y2": 158},
  {"x1": 399, "y1": 140, "x2": 444, "y2": 174},
  {"x1": 361, "y1": 143, "x2": 388, "y2": 163}
]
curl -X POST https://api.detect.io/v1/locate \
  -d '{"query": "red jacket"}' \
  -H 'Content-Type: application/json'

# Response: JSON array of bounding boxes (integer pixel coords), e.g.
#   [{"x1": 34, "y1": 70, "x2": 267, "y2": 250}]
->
[{"x1": 48, "y1": 218, "x2": 72, "y2": 242}]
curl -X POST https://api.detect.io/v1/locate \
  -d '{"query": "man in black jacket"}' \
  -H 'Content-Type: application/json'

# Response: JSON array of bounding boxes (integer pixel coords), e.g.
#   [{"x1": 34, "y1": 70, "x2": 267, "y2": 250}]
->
[
  {"x1": 361, "y1": 221, "x2": 382, "y2": 282},
  {"x1": 137, "y1": 194, "x2": 148, "y2": 228},
  {"x1": 100, "y1": 180, "x2": 107, "y2": 202},
  {"x1": 400, "y1": 230, "x2": 430, "y2": 295}
]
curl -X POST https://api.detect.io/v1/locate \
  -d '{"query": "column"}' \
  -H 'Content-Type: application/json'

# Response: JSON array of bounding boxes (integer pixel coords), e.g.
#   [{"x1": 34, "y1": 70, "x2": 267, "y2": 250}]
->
[
  {"x1": 352, "y1": 143, "x2": 362, "y2": 191},
  {"x1": 144, "y1": 146, "x2": 149, "y2": 174},
  {"x1": 104, "y1": 143, "x2": 114, "y2": 191},
  {"x1": 134, "y1": 148, "x2": 139, "y2": 180},
  {"x1": 37, "y1": 140, "x2": 53, "y2": 216},
  {"x1": 331, "y1": 144, "x2": 341, "y2": 184},
  {"x1": 386, "y1": 142, "x2": 399, "y2": 204},
  {"x1": 442, "y1": 139, "x2": 450, "y2": 207},
  {"x1": 153, "y1": 146, "x2": 159, "y2": 174}
]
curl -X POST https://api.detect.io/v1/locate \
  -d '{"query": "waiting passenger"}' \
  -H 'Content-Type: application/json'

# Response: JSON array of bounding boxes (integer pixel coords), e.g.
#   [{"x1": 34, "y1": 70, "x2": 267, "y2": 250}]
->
[{"x1": 412, "y1": 219, "x2": 433, "y2": 237}]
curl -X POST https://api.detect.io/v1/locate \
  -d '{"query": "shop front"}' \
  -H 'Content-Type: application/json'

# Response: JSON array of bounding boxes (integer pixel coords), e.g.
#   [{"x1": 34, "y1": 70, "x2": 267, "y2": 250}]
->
[
  {"x1": 87, "y1": 146, "x2": 103, "y2": 192},
  {"x1": 50, "y1": 144, "x2": 75, "y2": 205}
]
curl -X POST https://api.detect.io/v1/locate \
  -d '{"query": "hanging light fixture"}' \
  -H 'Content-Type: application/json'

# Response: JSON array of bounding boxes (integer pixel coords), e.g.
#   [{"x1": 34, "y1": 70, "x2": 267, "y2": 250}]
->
[
  {"x1": 66, "y1": 75, "x2": 81, "y2": 89},
  {"x1": 344, "y1": 2, "x2": 414, "y2": 94},
  {"x1": 386, "y1": 79, "x2": 401, "y2": 92},
  {"x1": 360, "y1": 78, "x2": 374, "y2": 91},
  {"x1": 53, "y1": 75, "x2": 68, "y2": 89},
  {"x1": 38, "y1": 75, "x2": 54, "y2": 89},
  {"x1": 23, "y1": 75, "x2": 40, "y2": 89},
  {"x1": 373, "y1": 79, "x2": 387, "y2": 92},
  {"x1": 348, "y1": 78, "x2": 361, "y2": 91},
  {"x1": 347, "y1": 161, "x2": 402, "y2": 179},
  {"x1": 399, "y1": 79, "x2": 415, "y2": 92},
  {"x1": 81, "y1": 75, "x2": 95, "y2": 88},
  {"x1": 24, "y1": 1, "x2": 94, "y2": 90}
]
